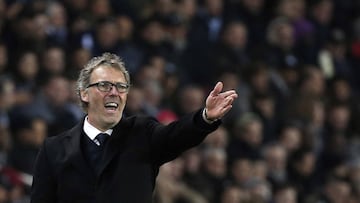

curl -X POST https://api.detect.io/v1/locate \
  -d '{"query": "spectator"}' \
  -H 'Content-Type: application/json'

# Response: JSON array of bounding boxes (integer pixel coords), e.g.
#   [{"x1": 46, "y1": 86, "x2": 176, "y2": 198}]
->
[
  {"x1": 162, "y1": 13, "x2": 190, "y2": 66},
  {"x1": 270, "y1": 57, "x2": 301, "y2": 100},
  {"x1": 147, "y1": 0, "x2": 176, "y2": 24},
  {"x1": 45, "y1": 1, "x2": 68, "y2": 47},
  {"x1": 12, "y1": 51, "x2": 39, "y2": 105},
  {"x1": 0, "y1": 0, "x2": 5, "y2": 33},
  {"x1": 285, "y1": 67, "x2": 326, "y2": 140},
  {"x1": 246, "y1": 179, "x2": 272, "y2": 203},
  {"x1": 187, "y1": 0, "x2": 224, "y2": 45},
  {"x1": 318, "y1": 29, "x2": 353, "y2": 81},
  {"x1": 38, "y1": 46, "x2": 66, "y2": 85},
  {"x1": 272, "y1": 183, "x2": 297, "y2": 203},
  {"x1": 176, "y1": 85, "x2": 206, "y2": 116},
  {"x1": 327, "y1": 76, "x2": 360, "y2": 135},
  {"x1": 67, "y1": 47, "x2": 91, "y2": 77},
  {"x1": 0, "y1": 76, "x2": 15, "y2": 129},
  {"x1": 123, "y1": 85, "x2": 146, "y2": 116},
  {"x1": 116, "y1": 15, "x2": 143, "y2": 73},
  {"x1": 8, "y1": 117, "x2": 46, "y2": 175},
  {"x1": 277, "y1": 121, "x2": 304, "y2": 154},
  {"x1": 225, "y1": 0, "x2": 268, "y2": 51},
  {"x1": 246, "y1": 62, "x2": 274, "y2": 97},
  {"x1": 0, "y1": 42, "x2": 8, "y2": 74},
  {"x1": 324, "y1": 102, "x2": 352, "y2": 137},
  {"x1": 308, "y1": 0, "x2": 334, "y2": 62},
  {"x1": 198, "y1": 148, "x2": 227, "y2": 203},
  {"x1": 220, "y1": 184, "x2": 249, "y2": 203},
  {"x1": 184, "y1": 0, "x2": 225, "y2": 86},
  {"x1": 155, "y1": 158, "x2": 207, "y2": 203},
  {"x1": 252, "y1": 158, "x2": 268, "y2": 182},
  {"x1": 136, "y1": 17, "x2": 169, "y2": 61},
  {"x1": 262, "y1": 143, "x2": 288, "y2": 187},
  {"x1": 210, "y1": 21, "x2": 250, "y2": 83},
  {"x1": 203, "y1": 126, "x2": 229, "y2": 149},
  {"x1": 264, "y1": 17, "x2": 299, "y2": 71},
  {"x1": 229, "y1": 157, "x2": 253, "y2": 188},
  {"x1": 310, "y1": 177, "x2": 353, "y2": 203},
  {"x1": 182, "y1": 148, "x2": 209, "y2": 199},
  {"x1": 89, "y1": 0, "x2": 112, "y2": 21},
  {"x1": 12, "y1": 75, "x2": 79, "y2": 136},
  {"x1": 175, "y1": 0, "x2": 197, "y2": 24},
  {"x1": 287, "y1": 149, "x2": 318, "y2": 202},
  {"x1": 251, "y1": 92, "x2": 278, "y2": 143},
  {"x1": 81, "y1": 17, "x2": 121, "y2": 57},
  {"x1": 347, "y1": 160, "x2": 360, "y2": 200},
  {"x1": 227, "y1": 112, "x2": 264, "y2": 162},
  {"x1": 0, "y1": 125, "x2": 11, "y2": 168}
]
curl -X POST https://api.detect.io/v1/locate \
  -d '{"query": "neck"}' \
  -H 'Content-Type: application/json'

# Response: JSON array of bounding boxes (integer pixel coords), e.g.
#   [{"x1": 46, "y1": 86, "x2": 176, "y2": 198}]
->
[{"x1": 86, "y1": 117, "x2": 119, "y2": 132}]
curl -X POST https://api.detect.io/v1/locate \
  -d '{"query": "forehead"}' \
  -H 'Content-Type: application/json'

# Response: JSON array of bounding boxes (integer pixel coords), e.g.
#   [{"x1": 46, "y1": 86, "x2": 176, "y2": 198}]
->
[{"x1": 90, "y1": 65, "x2": 126, "y2": 82}]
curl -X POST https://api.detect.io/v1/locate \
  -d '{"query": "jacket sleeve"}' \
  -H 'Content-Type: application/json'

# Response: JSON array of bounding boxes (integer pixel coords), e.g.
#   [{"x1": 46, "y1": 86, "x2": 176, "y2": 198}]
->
[
  {"x1": 31, "y1": 139, "x2": 57, "y2": 203},
  {"x1": 149, "y1": 109, "x2": 221, "y2": 165}
]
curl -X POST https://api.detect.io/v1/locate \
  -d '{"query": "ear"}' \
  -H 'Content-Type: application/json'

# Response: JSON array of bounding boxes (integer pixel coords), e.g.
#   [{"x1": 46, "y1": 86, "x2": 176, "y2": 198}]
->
[{"x1": 80, "y1": 89, "x2": 89, "y2": 102}]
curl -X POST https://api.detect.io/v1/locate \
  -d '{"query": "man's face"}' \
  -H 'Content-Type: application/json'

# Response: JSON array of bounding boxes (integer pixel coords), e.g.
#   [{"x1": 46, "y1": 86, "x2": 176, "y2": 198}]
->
[{"x1": 81, "y1": 66, "x2": 128, "y2": 131}]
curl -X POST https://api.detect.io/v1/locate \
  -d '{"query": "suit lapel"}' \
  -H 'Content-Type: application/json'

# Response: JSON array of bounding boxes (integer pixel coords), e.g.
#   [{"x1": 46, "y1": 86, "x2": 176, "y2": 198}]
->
[
  {"x1": 64, "y1": 122, "x2": 94, "y2": 177},
  {"x1": 96, "y1": 117, "x2": 131, "y2": 176}
]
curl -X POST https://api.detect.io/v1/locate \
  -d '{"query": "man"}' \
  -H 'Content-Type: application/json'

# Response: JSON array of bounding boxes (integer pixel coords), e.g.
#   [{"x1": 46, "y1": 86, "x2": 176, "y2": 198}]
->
[{"x1": 31, "y1": 53, "x2": 238, "y2": 203}]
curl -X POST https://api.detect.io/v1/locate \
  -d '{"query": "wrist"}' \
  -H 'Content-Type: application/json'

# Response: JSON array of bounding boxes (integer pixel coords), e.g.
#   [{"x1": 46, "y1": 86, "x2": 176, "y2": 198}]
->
[{"x1": 202, "y1": 108, "x2": 218, "y2": 124}]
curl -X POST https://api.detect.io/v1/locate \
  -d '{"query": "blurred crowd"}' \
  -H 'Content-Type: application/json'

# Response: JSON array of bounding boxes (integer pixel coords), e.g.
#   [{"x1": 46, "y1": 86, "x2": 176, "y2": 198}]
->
[{"x1": 1, "y1": 0, "x2": 360, "y2": 202}]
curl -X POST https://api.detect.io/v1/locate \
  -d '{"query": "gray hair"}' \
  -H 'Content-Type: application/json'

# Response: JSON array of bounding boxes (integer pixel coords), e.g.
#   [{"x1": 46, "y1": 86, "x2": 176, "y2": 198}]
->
[{"x1": 76, "y1": 52, "x2": 130, "y2": 112}]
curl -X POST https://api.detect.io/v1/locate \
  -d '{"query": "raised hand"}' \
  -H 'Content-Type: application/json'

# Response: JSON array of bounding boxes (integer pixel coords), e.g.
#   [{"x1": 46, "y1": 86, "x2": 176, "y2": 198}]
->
[{"x1": 205, "y1": 82, "x2": 238, "y2": 121}]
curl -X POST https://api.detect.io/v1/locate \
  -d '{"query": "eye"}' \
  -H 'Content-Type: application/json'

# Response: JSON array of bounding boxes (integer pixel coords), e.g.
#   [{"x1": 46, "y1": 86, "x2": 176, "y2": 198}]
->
[
  {"x1": 117, "y1": 83, "x2": 128, "y2": 89},
  {"x1": 98, "y1": 81, "x2": 112, "y2": 90}
]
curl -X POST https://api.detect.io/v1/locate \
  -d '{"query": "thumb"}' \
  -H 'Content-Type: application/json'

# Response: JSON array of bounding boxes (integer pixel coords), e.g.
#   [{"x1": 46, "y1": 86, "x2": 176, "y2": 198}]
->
[{"x1": 211, "y1": 82, "x2": 223, "y2": 97}]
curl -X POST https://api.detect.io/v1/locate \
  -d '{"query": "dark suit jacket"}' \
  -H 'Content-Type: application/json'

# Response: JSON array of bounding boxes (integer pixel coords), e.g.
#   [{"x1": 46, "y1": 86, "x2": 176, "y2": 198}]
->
[{"x1": 31, "y1": 109, "x2": 220, "y2": 203}]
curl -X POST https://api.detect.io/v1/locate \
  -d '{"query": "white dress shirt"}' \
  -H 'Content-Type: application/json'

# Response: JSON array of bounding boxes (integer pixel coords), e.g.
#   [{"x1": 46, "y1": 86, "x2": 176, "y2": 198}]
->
[{"x1": 83, "y1": 116, "x2": 113, "y2": 146}]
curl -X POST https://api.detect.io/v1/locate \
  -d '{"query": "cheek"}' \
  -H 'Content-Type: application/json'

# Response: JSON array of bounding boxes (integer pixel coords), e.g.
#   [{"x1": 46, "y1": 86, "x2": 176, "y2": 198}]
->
[
  {"x1": 86, "y1": 92, "x2": 105, "y2": 109},
  {"x1": 121, "y1": 94, "x2": 128, "y2": 104},
  {"x1": 91, "y1": 94, "x2": 104, "y2": 106}
]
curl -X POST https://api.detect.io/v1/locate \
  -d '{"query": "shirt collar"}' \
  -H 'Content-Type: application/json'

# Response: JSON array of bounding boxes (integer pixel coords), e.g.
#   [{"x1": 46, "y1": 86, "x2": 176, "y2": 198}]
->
[{"x1": 83, "y1": 116, "x2": 113, "y2": 141}]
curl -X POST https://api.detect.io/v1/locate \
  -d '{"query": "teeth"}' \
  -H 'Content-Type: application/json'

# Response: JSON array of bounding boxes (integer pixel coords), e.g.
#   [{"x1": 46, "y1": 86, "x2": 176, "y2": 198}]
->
[{"x1": 105, "y1": 102, "x2": 118, "y2": 108}]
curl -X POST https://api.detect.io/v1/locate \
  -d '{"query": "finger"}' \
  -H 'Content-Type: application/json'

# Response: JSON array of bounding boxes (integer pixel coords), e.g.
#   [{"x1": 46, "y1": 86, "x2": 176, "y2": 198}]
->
[
  {"x1": 219, "y1": 90, "x2": 237, "y2": 98},
  {"x1": 211, "y1": 82, "x2": 223, "y2": 97},
  {"x1": 218, "y1": 105, "x2": 233, "y2": 118},
  {"x1": 228, "y1": 93, "x2": 238, "y2": 100},
  {"x1": 222, "y1": 105, "x2": 233, "y2": 115},
  {"x1": 223, "y1": 97, "x2": 234, "y2": 107}
]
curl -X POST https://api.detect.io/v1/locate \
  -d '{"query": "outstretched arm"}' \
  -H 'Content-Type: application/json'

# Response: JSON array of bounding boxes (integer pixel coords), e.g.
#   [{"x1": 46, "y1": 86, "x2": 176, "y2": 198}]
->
[
  {"x1": 203, "y1": 82, "x2": 238, "y2": 122},
  {"x1": 149, "y1": 82, "x2": 237, "y2": 164}
]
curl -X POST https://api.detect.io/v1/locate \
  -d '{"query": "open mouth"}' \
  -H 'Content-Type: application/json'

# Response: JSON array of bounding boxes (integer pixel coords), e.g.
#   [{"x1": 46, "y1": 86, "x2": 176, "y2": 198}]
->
[{"x1": 104, "y1": 102, "x2": 119, "y2": 111}]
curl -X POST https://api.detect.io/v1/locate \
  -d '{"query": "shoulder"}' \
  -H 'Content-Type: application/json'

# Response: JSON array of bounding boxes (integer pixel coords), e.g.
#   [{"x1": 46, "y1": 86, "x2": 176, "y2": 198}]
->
[
  {"x1": 43, "y1": 122, "x2": 82, "y2": 149},
  {"x1": 44, "y1": 131, "x2": 68, "y2": 146},
  {"x1": 115, "y1": 115, "x2": 160, "y2": 135},
  {"x1": 121, "y1": 115, "x2": 159, "y2": 127}
]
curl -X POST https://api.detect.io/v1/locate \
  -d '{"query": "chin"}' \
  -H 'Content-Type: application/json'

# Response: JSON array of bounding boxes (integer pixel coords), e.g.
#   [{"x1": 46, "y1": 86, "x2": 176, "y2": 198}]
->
[{"x1": 105, "y1": 116, "x2": 121, "y2": 126}]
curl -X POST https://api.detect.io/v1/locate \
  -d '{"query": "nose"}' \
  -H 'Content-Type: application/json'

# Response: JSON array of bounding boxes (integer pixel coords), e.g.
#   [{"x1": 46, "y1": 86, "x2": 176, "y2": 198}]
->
[{"x1": 108, "y1": 85, "x2": 120, "y2": 95}]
